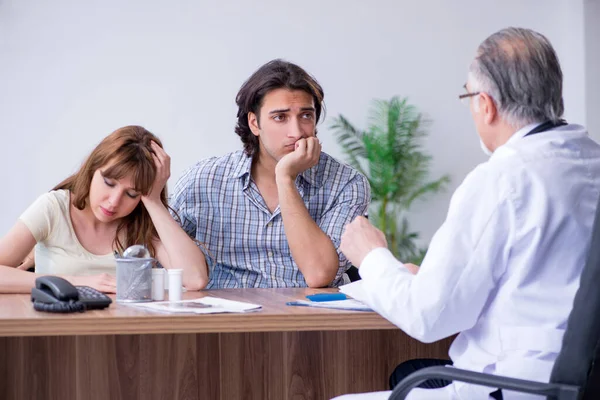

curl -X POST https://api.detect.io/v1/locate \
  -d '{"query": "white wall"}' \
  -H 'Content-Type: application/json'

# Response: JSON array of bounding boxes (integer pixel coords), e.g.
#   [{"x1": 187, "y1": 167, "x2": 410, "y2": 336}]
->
[
  {"x1": 585, "y1": 0, "x2": 600, "y2": 141},
  {"x1": 0, "y1": 0, "x2": 588, "y2": 246}
]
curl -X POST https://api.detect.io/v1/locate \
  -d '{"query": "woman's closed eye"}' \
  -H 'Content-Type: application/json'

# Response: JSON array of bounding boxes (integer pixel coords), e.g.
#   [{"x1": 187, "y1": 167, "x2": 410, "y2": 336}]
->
[
  {"x1": 103, "y1": 178, "x2": 115, "y2": 187},
  {"x1": 104, "y1": 178, "x2": 139, "y2": 198}
]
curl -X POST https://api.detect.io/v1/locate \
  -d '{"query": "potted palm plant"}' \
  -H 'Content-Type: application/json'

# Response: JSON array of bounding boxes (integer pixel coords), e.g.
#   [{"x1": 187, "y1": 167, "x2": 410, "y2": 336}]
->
[{"x1": 330, "y1": 96, "x2": 449, "y2": 263}]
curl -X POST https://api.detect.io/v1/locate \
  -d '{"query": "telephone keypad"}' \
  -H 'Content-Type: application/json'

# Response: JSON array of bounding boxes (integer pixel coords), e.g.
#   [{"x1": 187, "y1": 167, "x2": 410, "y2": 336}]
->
[{"x1": 76, "y1": 286, "x2": 112, "y2": 310}]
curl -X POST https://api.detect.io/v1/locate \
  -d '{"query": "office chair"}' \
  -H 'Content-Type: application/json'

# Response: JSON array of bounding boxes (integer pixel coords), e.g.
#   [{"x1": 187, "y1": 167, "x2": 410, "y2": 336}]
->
[
  {"x1": 389, "y1": 196, "x2": 600, "y2": 400},
  {"x1": 345, "y1": 265, "x2": 361, "y2": 282}
]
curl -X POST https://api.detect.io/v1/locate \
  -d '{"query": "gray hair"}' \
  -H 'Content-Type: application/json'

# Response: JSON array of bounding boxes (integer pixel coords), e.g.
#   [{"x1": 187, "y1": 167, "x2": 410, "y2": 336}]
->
[{"x1": 468, "y1": 27, "x2": 564, "y2": 129}]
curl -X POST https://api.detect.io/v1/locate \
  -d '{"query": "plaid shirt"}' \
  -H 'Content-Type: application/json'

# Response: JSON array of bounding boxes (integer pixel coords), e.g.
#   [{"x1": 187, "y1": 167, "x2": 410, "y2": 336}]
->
[{"x1": 170, "y1": 150, "x2": 370, "y2": 288}]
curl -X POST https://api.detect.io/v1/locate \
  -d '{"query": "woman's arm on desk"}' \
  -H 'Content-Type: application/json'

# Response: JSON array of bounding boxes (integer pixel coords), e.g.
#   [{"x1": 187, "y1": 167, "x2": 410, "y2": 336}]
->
[
  {"x1": 0, "y1": 221, "x2": 116, "y2": 293},
  {"x1": 16, "y1": 248, "x2": 35, "y2": 270},
  {"x1": 0, "y1": 220, "x2": 40, "y2": 292}
]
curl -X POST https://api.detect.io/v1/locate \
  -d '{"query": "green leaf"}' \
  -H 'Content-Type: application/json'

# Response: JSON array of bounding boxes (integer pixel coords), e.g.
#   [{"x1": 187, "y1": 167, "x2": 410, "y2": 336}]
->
[{"x1": 331, "y1": 97, "x2": 451, "y2": 261}]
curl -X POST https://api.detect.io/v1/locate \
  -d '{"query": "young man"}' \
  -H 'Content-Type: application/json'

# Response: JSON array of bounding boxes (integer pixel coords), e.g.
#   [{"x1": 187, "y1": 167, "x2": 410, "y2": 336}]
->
[
  {"x1": 171, "y1": 60, "x2": 370, "y2": 288},
  {"x1": 335, "y1": 27, "x2": 600, "y2": 400}
]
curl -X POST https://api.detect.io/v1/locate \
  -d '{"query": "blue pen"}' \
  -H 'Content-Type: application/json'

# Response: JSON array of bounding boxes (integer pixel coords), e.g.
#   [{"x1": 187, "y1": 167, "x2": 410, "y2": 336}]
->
[{"x1": 306, "y1": 293, "x2": 348, "y2": 302}]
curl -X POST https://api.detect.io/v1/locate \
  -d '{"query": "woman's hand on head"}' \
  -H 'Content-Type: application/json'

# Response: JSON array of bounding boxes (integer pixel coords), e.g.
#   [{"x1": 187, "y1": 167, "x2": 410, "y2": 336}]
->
[
  {"x1": 70, "y1": 273, "x2": 116, "y2": 293},
  {"x1": 142, "y1": 141, "x2": 171, "y2": 204}
]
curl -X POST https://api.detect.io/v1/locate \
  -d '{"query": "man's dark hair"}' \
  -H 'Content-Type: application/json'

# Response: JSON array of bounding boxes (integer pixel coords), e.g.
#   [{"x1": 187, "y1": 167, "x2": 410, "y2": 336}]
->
[{"x1": 235, "y1": 59, "x2": 325, "y2": 157}]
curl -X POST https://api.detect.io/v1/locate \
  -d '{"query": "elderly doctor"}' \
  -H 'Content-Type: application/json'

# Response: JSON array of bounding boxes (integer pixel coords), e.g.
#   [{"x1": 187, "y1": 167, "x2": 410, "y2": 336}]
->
[{"x1": 334, "y1": 27, "x2": 600, "y2": 400}]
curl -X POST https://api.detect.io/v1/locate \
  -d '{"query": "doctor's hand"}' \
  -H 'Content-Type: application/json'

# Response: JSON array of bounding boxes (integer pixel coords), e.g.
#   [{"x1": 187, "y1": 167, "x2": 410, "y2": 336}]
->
[
  {"x1": 404, "y1": 263, "x2": 420, "y2": 275},
  {"x1": 275, "y1": 137, "x2": 321, "y2": 183},
  {"x1": 340, "y1": 216, "x2": 388, "y2": 267}
]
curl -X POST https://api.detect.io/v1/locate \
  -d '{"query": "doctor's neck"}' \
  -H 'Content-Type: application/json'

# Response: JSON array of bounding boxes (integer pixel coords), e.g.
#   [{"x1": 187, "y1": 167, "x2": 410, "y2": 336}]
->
[{"x1": 487, "y1": 118, "x2": 529, "y2": 152}]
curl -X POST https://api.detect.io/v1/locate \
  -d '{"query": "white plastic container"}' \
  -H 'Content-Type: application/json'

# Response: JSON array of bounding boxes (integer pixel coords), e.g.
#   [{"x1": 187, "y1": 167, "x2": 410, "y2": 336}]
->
[
  {"x1": 151, "y1": 268, "x2": 165, "y2": 301},
  {"x1": 167, "y1": 269, "x2": 183, "y2": 302}
]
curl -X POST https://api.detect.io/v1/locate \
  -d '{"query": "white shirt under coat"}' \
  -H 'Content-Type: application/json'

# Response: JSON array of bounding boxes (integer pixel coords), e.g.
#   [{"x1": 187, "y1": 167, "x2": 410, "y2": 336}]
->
[{"x1": 348, "y1": 123, "x2": 600, "y2": 400}]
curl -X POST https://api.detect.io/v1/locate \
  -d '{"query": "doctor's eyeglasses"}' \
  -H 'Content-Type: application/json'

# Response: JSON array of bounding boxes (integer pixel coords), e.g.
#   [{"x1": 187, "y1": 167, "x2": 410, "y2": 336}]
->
[{"x1": 458, "y1": 84, "x2": 480, "y2": 105}]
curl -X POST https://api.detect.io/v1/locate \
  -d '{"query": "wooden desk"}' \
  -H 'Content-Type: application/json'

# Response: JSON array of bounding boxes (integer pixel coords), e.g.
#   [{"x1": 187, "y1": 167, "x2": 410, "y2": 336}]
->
[{"x1": 0, "y1": 288, "x2": 451, "y2": 400}]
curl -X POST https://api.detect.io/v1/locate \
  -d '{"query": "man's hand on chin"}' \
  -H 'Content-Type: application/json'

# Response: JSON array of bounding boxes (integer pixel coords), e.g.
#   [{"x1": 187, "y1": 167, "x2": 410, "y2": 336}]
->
[
  {"x1": 275, "y1": 137, "x2": 321, "y2": 182},
  {"x1": 340, "y1": 216, "x2": 388, "y2": 267}
]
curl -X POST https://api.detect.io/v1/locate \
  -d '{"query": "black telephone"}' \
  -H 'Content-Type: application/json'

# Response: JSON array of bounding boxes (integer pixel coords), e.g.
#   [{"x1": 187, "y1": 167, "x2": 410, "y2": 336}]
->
[{"x1": 31, "y1": 276, "x2": 112, "y2": 313}]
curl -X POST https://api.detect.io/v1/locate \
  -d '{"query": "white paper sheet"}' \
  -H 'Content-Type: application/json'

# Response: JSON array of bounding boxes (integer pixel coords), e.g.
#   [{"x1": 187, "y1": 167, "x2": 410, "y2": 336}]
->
[
  {"x1": 129, "y1": 296, "x2": 262, "y2": 314},
  {"x1": 286, "y1": 298, "x2": 372, "y2": 311}
]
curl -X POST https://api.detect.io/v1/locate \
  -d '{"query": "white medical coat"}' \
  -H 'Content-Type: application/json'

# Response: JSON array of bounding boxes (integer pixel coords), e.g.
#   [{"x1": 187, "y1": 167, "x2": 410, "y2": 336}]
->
[{"x1": 350, "y1": 123, "x2": 600, "y2": 399}]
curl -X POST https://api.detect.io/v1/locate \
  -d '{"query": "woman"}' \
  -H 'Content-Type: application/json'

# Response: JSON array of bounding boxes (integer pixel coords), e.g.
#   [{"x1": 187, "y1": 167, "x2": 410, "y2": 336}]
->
[{"x1": 0, "y1": 125, "x2": 208, "y2": 293}]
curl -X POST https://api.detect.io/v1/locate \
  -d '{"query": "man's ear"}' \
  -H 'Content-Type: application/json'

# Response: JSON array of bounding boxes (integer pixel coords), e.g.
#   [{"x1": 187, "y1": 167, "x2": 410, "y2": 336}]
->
[
  {"x1": 248, "y1": 112, "x2": 260, "y2": 137},
  {"x1": 479, "y1": 92, "x2": 498, "y2": 125}
]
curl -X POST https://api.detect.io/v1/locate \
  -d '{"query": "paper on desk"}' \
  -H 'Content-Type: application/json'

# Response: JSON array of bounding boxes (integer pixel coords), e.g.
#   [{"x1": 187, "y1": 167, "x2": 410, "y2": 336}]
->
[
  {"x1": 130, "y1": 296, "x2": 262, "y2": 314},
  {"x1": 288, "y1": 298, "x2": 373, "y2": 312}
]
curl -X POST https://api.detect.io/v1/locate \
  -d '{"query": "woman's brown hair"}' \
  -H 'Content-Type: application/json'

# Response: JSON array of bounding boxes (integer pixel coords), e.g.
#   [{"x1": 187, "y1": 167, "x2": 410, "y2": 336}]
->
[{"x1": 53, "y1": 125, "x2": 167, "y2": 256}]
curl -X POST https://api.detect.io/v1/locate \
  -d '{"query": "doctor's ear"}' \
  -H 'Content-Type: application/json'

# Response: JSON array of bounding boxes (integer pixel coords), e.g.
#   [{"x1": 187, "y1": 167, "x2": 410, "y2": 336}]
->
[
  {"x1": 248, "y1": 112, "x2": 260, "y2": 137},
  {"x1": 478, "y1": 93, "x2": 498, "y2": 125}
]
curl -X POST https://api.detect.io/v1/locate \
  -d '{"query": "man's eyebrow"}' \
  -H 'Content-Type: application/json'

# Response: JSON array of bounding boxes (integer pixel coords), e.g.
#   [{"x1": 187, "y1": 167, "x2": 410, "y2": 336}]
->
[
  {"x1": 268, "y1": 106, "x2": 316, "y2": 114},
  {"x1": 269, "y1": 108, "x2": 290, "y2": 114}
]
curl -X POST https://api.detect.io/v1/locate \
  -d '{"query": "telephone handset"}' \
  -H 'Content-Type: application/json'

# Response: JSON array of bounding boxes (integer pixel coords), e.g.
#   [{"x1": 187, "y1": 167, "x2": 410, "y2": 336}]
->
[{"x1": 31, "y1": 276, "x2": 112, "y2": 313}]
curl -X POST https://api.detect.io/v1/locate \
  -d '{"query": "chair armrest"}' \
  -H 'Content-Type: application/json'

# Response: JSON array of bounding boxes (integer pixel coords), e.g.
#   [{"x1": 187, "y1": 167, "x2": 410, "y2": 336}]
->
[{"x1": 389, "y1": 366, "x2": 580, "y2": 400}]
